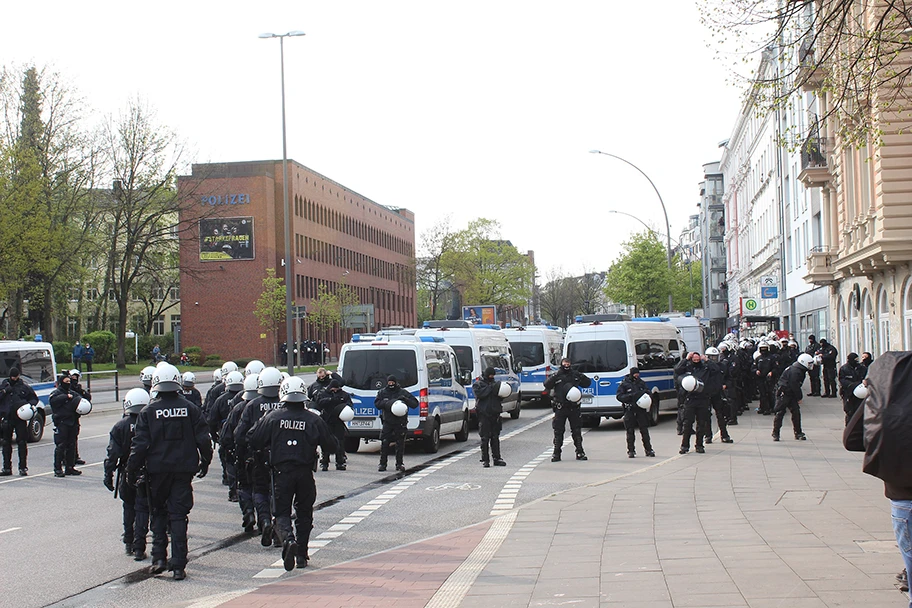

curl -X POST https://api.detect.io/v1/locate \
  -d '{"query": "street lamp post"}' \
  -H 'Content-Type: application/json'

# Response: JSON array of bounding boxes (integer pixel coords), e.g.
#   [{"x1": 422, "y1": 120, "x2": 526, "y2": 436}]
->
[
  {"x1": 591, "y1": 150, "x2": 674, "y2": 314},
  {"x1": 261, "y1": 30, "x2": 305, "y2": 375}
]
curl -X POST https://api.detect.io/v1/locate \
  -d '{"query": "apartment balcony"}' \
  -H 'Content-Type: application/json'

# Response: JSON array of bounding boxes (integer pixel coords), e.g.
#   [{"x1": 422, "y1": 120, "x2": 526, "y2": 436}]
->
[
  {"x1": 803, "y1": 246, "x2": 836, "y2": 286},
  {"x1": 797, "y1": 40, "x2": 824, "y2": 92},
  {"x1": 710, "y1": 256, "x2": 726, "y2": 270},
  {"x1": 798, "y1": 133, "x2": 831, "y2": 188}
]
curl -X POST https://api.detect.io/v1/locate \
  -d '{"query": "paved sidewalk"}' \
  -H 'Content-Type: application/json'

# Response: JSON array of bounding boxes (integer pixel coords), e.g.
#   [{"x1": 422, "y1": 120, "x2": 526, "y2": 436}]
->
[{"x1": 216, "y1": 396, "x2": 908, "y2": 607}]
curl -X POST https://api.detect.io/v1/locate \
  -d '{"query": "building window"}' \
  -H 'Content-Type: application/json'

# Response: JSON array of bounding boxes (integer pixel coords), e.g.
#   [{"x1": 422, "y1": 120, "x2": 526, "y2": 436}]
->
[
  {"x1": 86, "y1": 288, "x2": 100, "y2": 301},
  {"x1": 848, "y1": 293, "x2": 859, "y2": 353},
  {"x1": 169, "y1": 286, "x2": 180, "y2": 301},
  {"x1": 878, "y1": 288, "x2": 890, "y2": 355},
  {"x1": 68, "y1": 288, "x2": 80, "y2": 302},
  {"x1": 67, "y1": 316, "x2": 78, "y2": 336},
  {"x1": 171, "y1": 315, "x2": 181, "y2": 333},
  {"x1": 838, "y1": 297, "x2": 848, "y2": 355},
  {"x1": 152, "y1": 315, "x2": 165, "y2": 336},
  {"x1": 862, "y1": 291, "x2": 874, "y2": 355}
]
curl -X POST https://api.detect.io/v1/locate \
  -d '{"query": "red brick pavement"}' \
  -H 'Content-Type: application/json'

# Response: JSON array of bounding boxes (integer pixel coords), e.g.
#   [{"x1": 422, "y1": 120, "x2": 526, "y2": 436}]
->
[{"x1": 220, "y1": 521, "x2": 493, "y2": 608}]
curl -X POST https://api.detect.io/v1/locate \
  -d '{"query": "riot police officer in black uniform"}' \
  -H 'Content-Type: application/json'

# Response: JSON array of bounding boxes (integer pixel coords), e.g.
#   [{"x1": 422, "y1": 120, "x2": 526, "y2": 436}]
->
[
  {"x1": 127, "y1": 364, "x2": 212, "y2": 581},
  {"x1": 375, "y1": 375, "x2": 419, "y2": 472},
  {"x1": 752, "y1": 342, "x2": 777, "y2": 415},
  {"x1": 202, "y1": 369, "x2": 224, "y2": 416},
  {"x1": 248, "y1": 376, "x2": 336, "y2": 571},
  {"x1": 315, "y1": 380, "x2": 352, "y2": 471},
  {"x1": 543, "y1": 358, "x2": 592, "y2": 462},
  {"x1": 819, "y1": 339, "x2": 839, "y2": 398},
  {"x1": 838, "y1": 353, "x2": 867, "y2": 424},
  {"x1": 473, "y1": 367, "x2": 507, "y2": 468},
  {"x1": 805, "y1": 335, "x2": 821, "y2": 396},
  {"x1": 209, "y1": 371, "x2": 244, "y2": 493},
  {"x1": 181, "y1": 372, "x2": 202, "y2": 409},
  {"x1": 616, "y1": 367, "x2": 654, "y2": 458},
  {"x1": 704, "y1": 347, "x2": 733, "y2": 445},
  {"x1": 0, "y1": 367, "x2": 39, "y2": 476},
  {"x1": 50, "y1": 374, "x2": 83, "y2": 477},
  {"x1": 104, "y1": 388, "x2": 152, "y2": 560},
  {"x1": 772, "y1": 354, "x2": 814, "y2": 441},
  {"x1": 676, "y1": 351, "x2": 720, "y2": 454},
  {"x1": 307, "y1": 368, "x2": 344, "y2": 402}
]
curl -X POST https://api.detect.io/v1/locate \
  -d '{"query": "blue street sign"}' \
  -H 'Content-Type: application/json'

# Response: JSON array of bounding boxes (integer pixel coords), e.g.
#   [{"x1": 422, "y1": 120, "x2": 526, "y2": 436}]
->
[{"x1": 761, "y1": 286, "x2": 778, "y2": 299}]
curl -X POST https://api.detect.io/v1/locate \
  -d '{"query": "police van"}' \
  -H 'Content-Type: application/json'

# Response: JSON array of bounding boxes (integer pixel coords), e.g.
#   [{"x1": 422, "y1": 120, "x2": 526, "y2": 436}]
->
[
  {"x1": 562, "y1": 316, "x2": 682, "y2": 427},
  {"x1": 665, "y1": 313, "x2": 706, "y2": 355},
  {"x1": 503, "y1": 325, "x2": 564, "y2": 405},
  {"x1": 415, "y1": 322, "x2": 522, "y2": 422},
  {"x1": 0, "y1": 340, "x2": 58, "y2": 442},
  {"x1": 337, "y1": 334, "x2": 470, "y2": 454}
]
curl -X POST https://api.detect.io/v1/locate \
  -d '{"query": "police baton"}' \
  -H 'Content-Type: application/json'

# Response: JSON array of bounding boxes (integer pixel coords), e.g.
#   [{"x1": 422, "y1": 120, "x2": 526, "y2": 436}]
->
[
  {"x1": 114, "y1": 466, "x2": 122, "y2": 500},
  {"x1": 267, "y1": 463, "x2": 277, "y2": 524}
]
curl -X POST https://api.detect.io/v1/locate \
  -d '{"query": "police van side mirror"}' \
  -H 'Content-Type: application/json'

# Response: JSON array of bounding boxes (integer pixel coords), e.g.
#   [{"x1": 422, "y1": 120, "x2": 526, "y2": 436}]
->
[
  {"x1": 458, "y1": 370, "x2": 472, "y2": 385},
  {"x1": 512, "y1": 359, "x2": 523, "y2": 374}
]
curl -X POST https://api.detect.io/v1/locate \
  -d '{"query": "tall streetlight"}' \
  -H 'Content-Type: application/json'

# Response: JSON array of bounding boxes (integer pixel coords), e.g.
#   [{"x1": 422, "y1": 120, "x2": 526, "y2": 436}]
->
[
  {"x1": 260, "y1": 30, "x2": 305, "y2": 375},
  {"x1": 590, "y1": 150, "x2": 673, "y2": 313}
]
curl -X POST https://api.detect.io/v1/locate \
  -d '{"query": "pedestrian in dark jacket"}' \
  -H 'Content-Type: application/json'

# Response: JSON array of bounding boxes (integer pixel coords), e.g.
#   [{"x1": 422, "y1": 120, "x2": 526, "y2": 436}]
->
[
  {"x1": 315, "y1": 380, "x2": 352, "y2": 471},
  {"x1": 543, "y1": 358, "x2": 592, "y2": 461},
  {"x1": 616, "y1": 367, "x2": 654, "y2": 458},
  {"x1": 375, "y1": 375, "x2": 419, "y2": 472},
  {"x1": 0, "y1": 367, "x2": 39, "y2": 476},
  {"x1": 838, "y1": 353, "x2": 867, "y2": 425},
  {"x1": 473, "y1": 367, "x2": 506, "y2": 468}
]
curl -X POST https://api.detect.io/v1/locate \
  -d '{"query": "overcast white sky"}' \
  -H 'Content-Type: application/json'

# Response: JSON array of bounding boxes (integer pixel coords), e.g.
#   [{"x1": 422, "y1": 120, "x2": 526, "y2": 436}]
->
[{"x1": 2, "y1": 1, "x2": 744, "y2": 277}]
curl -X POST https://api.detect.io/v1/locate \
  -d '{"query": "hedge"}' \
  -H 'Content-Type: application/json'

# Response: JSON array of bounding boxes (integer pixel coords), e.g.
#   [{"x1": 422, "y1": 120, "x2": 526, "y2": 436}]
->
[{"x1": 82, "y1": 330, "x2": 116, "y2": 363}]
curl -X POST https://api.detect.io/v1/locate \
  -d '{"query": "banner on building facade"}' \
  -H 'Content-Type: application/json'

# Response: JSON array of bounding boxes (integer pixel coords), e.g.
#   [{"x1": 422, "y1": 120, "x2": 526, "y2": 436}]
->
[
  {"x1": 199, "y1": 217, "x2": 254, "y2": 261},
  {"x1": 463, "y1": 305, "x2": 497, "y2": 325}
]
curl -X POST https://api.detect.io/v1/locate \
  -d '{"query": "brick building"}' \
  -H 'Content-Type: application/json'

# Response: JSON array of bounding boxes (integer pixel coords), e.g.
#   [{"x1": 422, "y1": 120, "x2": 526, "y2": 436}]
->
[{"x1": 178, "y1": 160, "x2": 416, "y2": 364}]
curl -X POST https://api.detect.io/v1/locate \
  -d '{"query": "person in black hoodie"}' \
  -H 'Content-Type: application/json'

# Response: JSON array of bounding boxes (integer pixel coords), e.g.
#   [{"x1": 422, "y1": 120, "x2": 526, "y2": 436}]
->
[
  {"x1": 543, "y1": 358, "x2": 592, "y2": 462},
  {"x1": 375, "y1": 375, "x2": 419, "y2": 472},
  {"x1": 473, "y1": 367, "x2": 507, "y2": 468},
  {"x1": 838, "y1": 353, "x2": 867, "y2": 425},
  {"x1": 315, "y1": 379, "x2": 352, "y2": 471},
  {"x1": 0, "y1": 367, "x2": 39, "y2": 476},
  {"x1": 616, "y1": 367, "x2": 654, "y2": 458},
  {"x1": 50, "y1": 374, "x2": 82, "y2": 477}
]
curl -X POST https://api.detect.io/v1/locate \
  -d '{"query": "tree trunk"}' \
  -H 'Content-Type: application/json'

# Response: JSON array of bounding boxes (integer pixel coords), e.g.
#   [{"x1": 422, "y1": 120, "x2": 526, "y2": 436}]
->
[
  {"x1": 41, "y1": 283, "x2": 54, "y2": 342},
  {"x1": 116, "y1": 300, "x2": 128, "y2": 368}
]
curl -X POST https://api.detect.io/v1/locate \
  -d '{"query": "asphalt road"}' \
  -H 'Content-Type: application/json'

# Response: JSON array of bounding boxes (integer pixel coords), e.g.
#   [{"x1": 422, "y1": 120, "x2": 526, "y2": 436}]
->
[{"x1": 1, "y1": 399, "x2": 684, "y2": 608}]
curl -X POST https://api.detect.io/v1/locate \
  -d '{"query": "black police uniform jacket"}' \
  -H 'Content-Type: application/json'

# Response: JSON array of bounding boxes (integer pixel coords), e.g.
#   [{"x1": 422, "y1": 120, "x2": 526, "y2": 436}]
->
[
  {"x1": 674, "y1": 359, "x2": 719, "y2": 407},
  {"x1": 247, "y1": 405, "x2": 337, "y2": 468},
  {"x1": 183, "y1": 387, "x2": 202, "y2": 409},
  {"x1": 104, "y1": 414, "x2": 137, "y2": 478},
  {"x1": 543, "y1": 367, "x2": 592, "y2": 406},
  {"x1": 208, "y1": 389, "x2": 240, "y2": 439},
  {"x1": 203, "y1": 382, "x2": 225, "y2": 415},
  {"x1": 128, "y1": 392, "x2": 212, "y2": 475},
  {"x1": 752, "y1": 352, "x2": 777, "y2": 379},
  {"x1": 49, "y1": 387, "x2": 81, "y2": 427},
  {"x1": 838, "y1": 360, "x2": 867, "y2": 410},
  {"x1": 616, "y1": 374, "x2": 648, "y2": 407},
  {"x1": 0, "y1": 378, "x2": 39, "y2": 419},
  {"x1": 71, "y1": 382, "x2": 92, "y2": 402},
  {"x1": 819, "y1": 343, "x2": 839, "y2": 367},
  {"x1": 235, "y1": 395, "x2": 284, "y2": 455},
  {"x1": 316, "y1": 389, "x2": 353, "y2": 423},
  {"x1": 776, "y1": 363, "x2": 808, "y2": 402},
  {"x1": 718, "y1": 352, "x2": 739, "y2": 386},
  {"x1": 473, "y1": 378, "x2": 504, "y2": 417},
  {"x1": 307, "y1": 372, "x2": 344, "y2": 402},
  {"x1": 218, "y1": 400, "x2": 248, "y2": 459},
  {"x1": 375, "y1": 386, "x2": 418, "y2": 426}
]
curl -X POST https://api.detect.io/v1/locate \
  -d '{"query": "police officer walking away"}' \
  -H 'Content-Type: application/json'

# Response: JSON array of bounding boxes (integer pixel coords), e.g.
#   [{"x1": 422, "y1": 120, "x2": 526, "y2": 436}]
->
[
  {"x1": 50, "y1": 374, "x2": 83, "y2": 477},
  {"x1": 375, "y1": 375, "x2": 419, "y2": 472},
  {"x1": 473, "y1": 367, "x2": 507, "y2": 468},
  {"x1": 127, "y1": 364, "x2": 213, "y2": 580},
  {"x1": 315, "y1": 380, "x2": 352, "y2": 471},
  {"x1": 615, "y1": 367, "x2": 655, "y2": 458},
  {"x1": 805, "y1": 335, "x2": 822, "y2": 396},
  {"x1": 544, "y1": 358, "x2": 592, "y2": 462},
  {"x1": 247, "y1": 376, "x2": 337, "y2": 571},
  {"x1": 0, "y1": 367, "x2": 39, "y2": 476},
  {"x1": 772, "y1": 354, "x2": 815, "y2": 441},
  {"x1": 181, "y1": 372, "x2": 202, "y2": 408},
  {"x1": 104, "y1": 388, "x2": 152, "y2": 560},
  {"x1": 819, "y1": 338, "x2": 839, "y2": 398}
]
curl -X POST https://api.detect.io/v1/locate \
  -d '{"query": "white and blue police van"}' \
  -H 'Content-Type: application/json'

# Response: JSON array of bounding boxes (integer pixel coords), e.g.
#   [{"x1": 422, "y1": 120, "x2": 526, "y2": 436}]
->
[
  {"x1": 562, "y1": 315, "x2": 682, "y2": 427},
  {"x1": 665, "y1": 313, "x2": 706, "y2": 355},
  {"x1": 503, "y1": 325, "x2": 564, "y2": 405},
  {"x1": 0, "y1": 340, "x2": 58, "y2": 442},
  {"x1": 415, "y1": 321, "x2": 522, "y2": 423},
  {"x1": 337, "y1": 334, "x2": 470, "y2": 454}
]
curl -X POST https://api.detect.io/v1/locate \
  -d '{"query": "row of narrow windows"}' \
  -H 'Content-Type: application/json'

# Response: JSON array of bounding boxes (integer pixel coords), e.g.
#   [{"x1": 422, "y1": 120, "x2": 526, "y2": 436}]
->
[
  {"x1": 295, "y1": 275, "x2": 412, "y2": 315},
  {"x1": 294, "y1": 233, "x2": 411, "y2": 283},
  {"x1": 293, "y1": 194, "x2": 413, "y2": 257}
]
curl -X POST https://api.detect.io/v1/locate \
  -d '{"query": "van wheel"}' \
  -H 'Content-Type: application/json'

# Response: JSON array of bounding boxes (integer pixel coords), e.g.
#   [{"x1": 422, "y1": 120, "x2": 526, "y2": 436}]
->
[
  {"x1": 509, "y1": 403, "x2": 521, "y2": 419},
  {"x1": 27, "y1": 412, "x2": 44, "y2": 443},
  {"x1": 343, "y1": 437, "x2": 361, "y2": 453},
  {"x1": 648, "y1": 396, "x2": 659, "y2": 427},
  {"x1": 423, "y1": 420, "x2": 440, "y2": 453},
  {"x1": 584, "y1": 416, "x2": 601, "y2": 428},
  {"x1": 454, "y1": 413, "x2": 469, "y2": 442}
]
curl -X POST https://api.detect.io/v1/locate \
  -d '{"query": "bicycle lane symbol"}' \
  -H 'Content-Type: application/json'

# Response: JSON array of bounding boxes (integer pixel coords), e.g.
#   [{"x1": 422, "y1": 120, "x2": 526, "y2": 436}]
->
[{"x1": 426, "y1": 482, "x2": 481, "y2": 492}]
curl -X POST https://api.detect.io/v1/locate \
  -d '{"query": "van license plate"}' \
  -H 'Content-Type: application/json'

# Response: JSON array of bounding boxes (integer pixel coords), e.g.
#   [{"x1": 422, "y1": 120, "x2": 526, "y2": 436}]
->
[
  {"x1": 350, "y1": 419, "x2": 373, "y2": 428},
  {"x1": 581, "y1": 395, "x2": 593, "y2": 404}
]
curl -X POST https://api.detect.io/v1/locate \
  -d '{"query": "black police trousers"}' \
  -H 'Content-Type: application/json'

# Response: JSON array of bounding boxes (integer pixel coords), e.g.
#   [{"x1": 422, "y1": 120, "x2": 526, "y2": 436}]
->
[
  {"x1": 553, "y1": 404, "x2": 583, "y2": 454},
  {"x1": 53, "y1": 423, "x2": 77, "y2": 472},
  {"x1": 272, "y1": 464, "x2": 315, "y2": 558},
  {"x1": 822, "y1": 365, "x2": 837, "y2": 397},
  {"x1": 773, "y1": 394, "x2": 803, "y2": 437},
  {"x1": 623, "y1": 405, "x2": 652, "y2": 453},
  {"x1": 707, "y1": 395, "x2": 730, "y2": 441},
  {"x1": 807, "y1": 365, "x2": 821, "y2": 395},
  {"x1": 478, "y1": 413, "x2": 502, "y2": 463},
  {"x1": 757, "y1": 377, "x2": 775, "y2": 414},
  {"x1": 321, "y1": 420, "x2": 347, "y2": 467},
  {"x1": 681, "y1": 404, "x2": 711, "y2": 449},
  {"x1": 380, "y1": 422, "x2": 407, "y2": 466},
  {"x1": 1, "y1": 417, "x2": 28, "y2": 471},
  {"x1": 148, "y1": 472, "x2": 195, "y2": 569},
  {"x1": 119, "y1": 476, "x2": 150, "y2": 552}
]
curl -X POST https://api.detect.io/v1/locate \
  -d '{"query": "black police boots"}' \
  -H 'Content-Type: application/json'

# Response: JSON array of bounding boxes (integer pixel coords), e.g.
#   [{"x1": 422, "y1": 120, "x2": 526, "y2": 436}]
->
[
  {"x1": 551, "y1": 449, "x2": 561, "y2": 462},
  {"x1": 150, "y1": 560, "x2": 167, "y2": 574},
  {"x1": 261, "y1": 522, "x2": 274, "y2": 547},
  {"x1": 282, "y1": 540, "x2": 297, "y2": 572},
  {"x1": 0, "y1": 468, "x2": 11, "y2": 476},
  {"x1": 243, "y1": 512, "x2": 256, "y2": 535},
  {"x1": 172, "y1": 568, "x2": 186, "y2": 581}
]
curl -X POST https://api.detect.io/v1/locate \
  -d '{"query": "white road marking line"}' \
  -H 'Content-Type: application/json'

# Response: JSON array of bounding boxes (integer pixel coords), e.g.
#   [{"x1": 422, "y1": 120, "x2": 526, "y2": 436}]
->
[
  {"x1": 0, "y1": 527, "x2": 22, "y2": 534},
  {"x1": 489, "y1": 433, "x2": 581, "y2": 516},
  {"x1": 0, "y1": 461, "x2": 103, "y2": 485}
]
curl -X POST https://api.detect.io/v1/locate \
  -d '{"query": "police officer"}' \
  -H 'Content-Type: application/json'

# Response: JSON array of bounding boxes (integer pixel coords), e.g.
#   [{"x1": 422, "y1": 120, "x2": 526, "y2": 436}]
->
[
  {"x1": 209, "y1": 370, "x2": 244, "y2": 492},
  {"x1": 50, "y1": 374, "x2": 82, "y2": 477},
  {"x1": 247, "y1": 376, "x2": 336, "y2": 571},
  {"x1": 704, "y1": 347, "x2": 733, "y2": 445},
  {"x1": 307, "y1": 367, "x2": 344, "y2": 402},
  {"x1": 818, "y1": 338, "x2": 839, "y2": 398},
  {"x1": 677, "y1": 351, "x2": 720, "y2": 454},
  {"x1": 219, "y1": 374, "x2": 258, "y2": 505},
  {"x1": 104, "y1": 388, "x2": 151, "y2": 560},
  {"x1": 315, "y1": 380, "x2": 352, "y2": 471},
  {"x1": 0, "y1": 367, "x2": 39, "y2": 476},
  {"x1": 673, "y1": 355, "x2": 689, "y2": 435},
  {"x1": 140, "y1": 366, "x2": 156, "y2": 393},
  {"x1": 235, "y1": 367, "x2": 285, "y2": 544},
  {"x1": 772, "y1": 354, "x2": 814, "y2": 441},
  {"x1": 838, "y1": 353, "x2": 867, "y2": 424},
  {"x1": 473, "y1": 367, "x2": 507, "y2": 468},
  {"x1": 127, "y1": 364, "x2": 212, "y2": 581},
  {"x1": 375, "y1": 375, "x2": 418, "y2": 472},
  {"x1": 69, "y1": 369, "x2": 90, "y2": 465},
  {"x1": 543, "y1": 358, "x2": 592, "y2": 462},
  {"x1": 616, "y1": 367, "x2": 655, "y2": 458},
  {"x1": 202, "y1": 369, "x2": 223, "y2": 416},
  {"x1": 719, "y1": 343, "x2": 741, "y2": 425},
  {"x1": 805, "y1": 335, "x2": 822, "y2": 396},
  {"x1": 752, "y1": 341, "x2": 777, "y2": 415},
  {"x1": 181, "y1": 372, "x2": 202, "y2": 408}
]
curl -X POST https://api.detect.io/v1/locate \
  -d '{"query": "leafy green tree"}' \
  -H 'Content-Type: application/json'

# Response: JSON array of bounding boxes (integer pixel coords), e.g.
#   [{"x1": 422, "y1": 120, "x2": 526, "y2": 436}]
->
[
  {"x1": 671, "y1": 257, "x2": 703, "y2": 315},
  {"x1": 604, "y1": 232, "x2": 671, "y2": 317},
  {"x1": 308, "y1": 283, "x2": 341, "y2": 348},
  {"x1": 253, "y1": 268, "x2": 286, "y2": 365},
  {"x1": 416, "y1": 216, "x2": 457, "y2": 320}
]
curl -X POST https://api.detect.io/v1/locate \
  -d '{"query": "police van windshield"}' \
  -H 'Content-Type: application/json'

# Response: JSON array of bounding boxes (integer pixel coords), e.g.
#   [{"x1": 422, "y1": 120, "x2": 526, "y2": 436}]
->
[
  {"x1": 567, "y1": 340, "x2": 627, "y2": 373},
  {"x1": 512, "y1": 342, "x2": 544, "y2": 367},
  {"x1": 451, "y1": 345, "x2": 474, "y2": 375},
  {"x1": 0, "y1": 347, "x2": 54, "y2": 384},
  {"x1": 341, "y1": 350, "x2": 419, "y2": 390}
]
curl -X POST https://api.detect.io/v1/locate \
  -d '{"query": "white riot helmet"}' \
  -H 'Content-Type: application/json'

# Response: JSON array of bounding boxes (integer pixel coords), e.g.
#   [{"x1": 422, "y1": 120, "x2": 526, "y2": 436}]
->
[
  {"x1": 740, "y1": 340, "x2": 751, "y2": 349},
  {"x1": 636, "y1": 392, "x2": 652, "y2": 410},
  {"x1": 156, "y1": 360, "x2": 170, "y2": 370},
  {"x1": 224, "y1": 371, "x2": 245, "y2": 392},
  {"x1": 390, "y1": 400, "x2": 409, "y2": 416},
  {"x1": 242, "y1": 374, "x2": 259, "y2": 400},
  {"x1": 565, "y1": 386, "x2": 583, "y2": 403},
  {"x1": 152, "y1": 363, "x2": 182, "y2": 392},
  {"x1": 339, "y1": 405, "x2": 355, "y2": 421},
  {"x1": 76, "y1": 398, "x2": 93, "y2": 415},
  {"x1": 279, "y1": 376, "x2": 308, "y2": 403},
  {"x1": 69, "y1": 368, "x2": 81, "y2": 378},
  {"x1": 853, "y1": 383, "x2": 869, "y2": 399},
  {"x1": 797, "y1": 353, "x2": 815, "y2": 369},
  {"x1": 753, "y1": 350, "x2": 761, "y2": 360},
  {"x1": 705, "y1": 346, "x2": 720, "y2": 359},
  {"x1": 497, "y1": 382, "x2": 512, "y2": 398},
  {"x1": 182, "y1": 371, "x2": 196, "y2": 387},
  {"x1": 212, "y1": 369, "x2": 223, "y2": 383},
  {"x1": 724, "y1": 333, "x2": 735, "y2": 342},
  {"x1": 681, "y1": 375, "x2": 704, "y2": 393},
  {"x1": 718, "y1": 343, "x2": 729, "y2": 352},
  {"x1": 245, "y1": 360, "x2": 266, "y2": 376},
  {"x1": 140, "y1": 366, "x2": 156, "y2": 387},
  {"x1": 123, "y1": 387, "x2": 151, "y2": 415},
  {"x1": 221, "y1": 361, "x2": 239, "y2": 375},
  {"x1": 257, "y1": 367, "x2": 283, "y2": 396},
  {"x1": 280, "y1": 371, "x2": 290, "y2": 382},
  {"x1": 17, "y1": 404, "x2": 37, "y2": 421}
]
